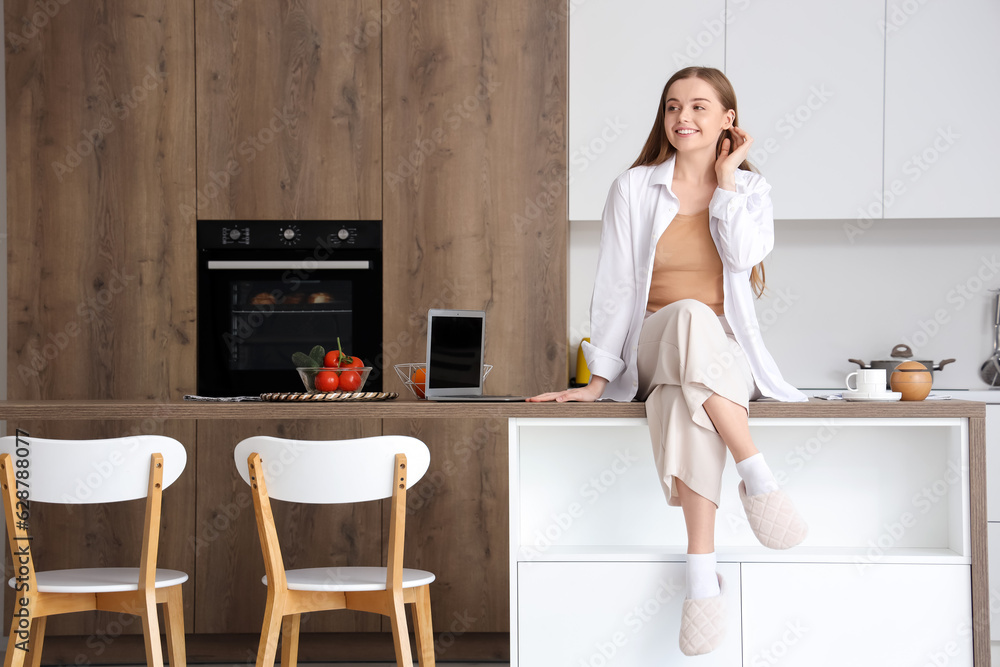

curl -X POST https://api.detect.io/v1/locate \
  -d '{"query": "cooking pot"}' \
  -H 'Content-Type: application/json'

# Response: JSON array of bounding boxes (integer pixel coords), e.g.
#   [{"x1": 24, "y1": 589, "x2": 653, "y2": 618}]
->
[{"x1": 849, "y1": 344, "x2": 955, "y2": 390}]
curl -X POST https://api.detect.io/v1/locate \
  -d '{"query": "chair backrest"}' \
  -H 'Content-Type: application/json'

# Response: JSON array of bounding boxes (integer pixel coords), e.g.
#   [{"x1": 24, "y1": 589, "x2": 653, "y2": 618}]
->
[
  {"x1": 234, "y1": 435, "x2": 431, "y2": 504},
  {"x1": 0, "y1": 434, "x2": 187, "y2": 504}
]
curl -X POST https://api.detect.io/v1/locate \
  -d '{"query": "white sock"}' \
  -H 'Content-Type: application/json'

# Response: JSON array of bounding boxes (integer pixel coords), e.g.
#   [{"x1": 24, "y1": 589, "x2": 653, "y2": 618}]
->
[
  {"x1": 736, "y1": 452, "x2": 779, "y2": 497},
  {"x1": 686, "y1": 552, "x2": 720, "y2": 600}
]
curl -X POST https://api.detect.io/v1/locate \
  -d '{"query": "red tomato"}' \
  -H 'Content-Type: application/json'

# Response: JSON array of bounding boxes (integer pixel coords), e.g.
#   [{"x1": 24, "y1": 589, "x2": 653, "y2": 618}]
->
[
  {"x1": 323, "y1": 350, "x2": 364, "y2": 369},
  {"x1": 314, "y1": 370, "x2": 339, "y2": 392},
  {"x1": 339, "y1": 370, "x2": 362, "y2": 392}
]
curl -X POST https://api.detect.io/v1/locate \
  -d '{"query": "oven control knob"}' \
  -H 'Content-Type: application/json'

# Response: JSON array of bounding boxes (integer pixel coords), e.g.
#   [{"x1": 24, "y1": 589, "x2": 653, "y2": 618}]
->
[
  {"x1": 229, "y1": 229, "x2": 241, "y2": 241},
  {"x1": 279, "y1": 225, "x2": 301, "y2": 245},
  {"x1": 337, "y1": 228, "x2": 350, "y2": 240}
]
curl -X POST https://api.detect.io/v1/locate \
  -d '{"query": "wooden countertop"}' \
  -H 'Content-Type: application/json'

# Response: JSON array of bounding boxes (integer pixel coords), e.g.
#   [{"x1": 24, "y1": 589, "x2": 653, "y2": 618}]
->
[{"x1": 0, "y1": 398, "x2": 985, "y2": 420}]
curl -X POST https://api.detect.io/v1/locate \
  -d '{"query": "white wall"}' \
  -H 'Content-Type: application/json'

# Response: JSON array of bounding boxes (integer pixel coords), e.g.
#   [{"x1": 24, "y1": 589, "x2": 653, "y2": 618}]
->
[{"x1": 569, "y1": 219, "x2": 1000, "y2": 390}]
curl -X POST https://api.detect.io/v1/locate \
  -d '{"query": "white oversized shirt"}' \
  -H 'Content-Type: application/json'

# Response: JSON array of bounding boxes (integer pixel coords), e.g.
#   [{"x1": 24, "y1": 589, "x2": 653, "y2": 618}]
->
[{"x1": 582, "y1": 156, "x2": 807, "y2": 403}]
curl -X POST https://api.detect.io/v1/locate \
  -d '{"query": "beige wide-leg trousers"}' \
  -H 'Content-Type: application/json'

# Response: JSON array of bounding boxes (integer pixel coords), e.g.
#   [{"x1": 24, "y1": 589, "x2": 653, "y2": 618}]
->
[{"x1": 637, "y1": 299, "x2": 761, "y2": 508}]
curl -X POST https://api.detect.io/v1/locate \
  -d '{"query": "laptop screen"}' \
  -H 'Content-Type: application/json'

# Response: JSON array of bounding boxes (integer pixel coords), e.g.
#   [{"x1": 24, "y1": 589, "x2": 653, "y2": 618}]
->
[{"x1": 426, "y1": 310, "x2": 484, "y2": 395}]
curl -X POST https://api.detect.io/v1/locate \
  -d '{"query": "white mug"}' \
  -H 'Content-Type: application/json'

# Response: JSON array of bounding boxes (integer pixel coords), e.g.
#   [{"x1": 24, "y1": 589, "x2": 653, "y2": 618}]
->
[{"x1": 846, "y1": 368, "x2": 887, "y2": 395}]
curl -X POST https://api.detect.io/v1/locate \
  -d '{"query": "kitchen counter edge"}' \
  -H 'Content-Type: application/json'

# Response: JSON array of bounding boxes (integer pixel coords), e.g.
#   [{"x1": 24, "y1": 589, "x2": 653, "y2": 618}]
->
[{"x1": 0, "y1": 398, "x2": 985, "y2": 420}]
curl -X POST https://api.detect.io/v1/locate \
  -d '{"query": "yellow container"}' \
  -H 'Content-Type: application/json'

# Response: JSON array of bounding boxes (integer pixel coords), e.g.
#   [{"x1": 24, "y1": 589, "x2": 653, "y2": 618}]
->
[{"x1": 576, "y1": 338, "x2": 591, "y2": 385}]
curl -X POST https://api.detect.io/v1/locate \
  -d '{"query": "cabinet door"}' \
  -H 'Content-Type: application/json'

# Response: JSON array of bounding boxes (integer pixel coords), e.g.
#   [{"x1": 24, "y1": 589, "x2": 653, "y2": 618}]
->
[
  {"x1": 568, "y1": 1, "x2": 725, "y2": 220},
  {"x1": 989, "y1": 523, "x2": 1000, "y2": 642},
  {"x1": 517, "y1": 562, "x2": 741, "y2": 666},
  {"x1": 884, "y1": 0, "x2": 1000, "y2": 218},
  {"x1": 725, "y1": 0, "x2": 884, "y2": 220},
  {"x1": 742, "y1": 563, "x2": 973, "y2": 666},
  {"x1": 195, "y1": 1, "x2": 381, "y2": 220}
]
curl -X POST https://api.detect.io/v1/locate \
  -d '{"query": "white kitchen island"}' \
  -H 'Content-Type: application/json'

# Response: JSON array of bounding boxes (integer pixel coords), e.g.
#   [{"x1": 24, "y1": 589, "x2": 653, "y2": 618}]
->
[{"x1": 509, "y1": 400, "x2": 989, "y2": 666}]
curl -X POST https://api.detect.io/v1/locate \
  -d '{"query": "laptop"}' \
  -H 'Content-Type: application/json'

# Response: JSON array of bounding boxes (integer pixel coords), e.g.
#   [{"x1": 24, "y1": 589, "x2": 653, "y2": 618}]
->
[{"x1": 424, "y1": 309, "x2": 526, "y2": 402}]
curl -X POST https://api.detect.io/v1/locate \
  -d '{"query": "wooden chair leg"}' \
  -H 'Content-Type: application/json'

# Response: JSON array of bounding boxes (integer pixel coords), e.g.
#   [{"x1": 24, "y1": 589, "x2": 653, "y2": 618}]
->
[
  {"x1": 161, "y1": 586, "x2": 186, "y2": 667},
  {"x1": 388, "y1": 593, "x2": 414, "y2": 667},
  {"x1": 138, "y1": 594, "x2": 165, "y2": 667},
  {"x1": 26, "y1": 616, "x2": 46, "y2": 667},
  {"x1": 411, "y1": 586, "x2": 436, "y2": 666},
  {"x1": 280, "y1": 614, "x2": 300, "y2": 667},
  {"x1": 256, "y1": 592, "x2": 285, "y2": 667}
]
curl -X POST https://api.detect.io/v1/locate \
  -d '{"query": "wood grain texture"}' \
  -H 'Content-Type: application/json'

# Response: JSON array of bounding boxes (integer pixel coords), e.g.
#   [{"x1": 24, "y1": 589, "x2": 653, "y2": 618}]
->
[
  {"x1": 969, "y1": 416, "x2": 991, "y2": 665},
  {"x1": 194, "y1": 418, "x2": 383, "y2": 634},
  {"x1": 0, "y1": 398, "x2": 987, "y2": 421},
  {"x1": 195, "y1": 0, "x2": 381, "y2": 220},
  {"x1": 5, "y1": 0, "x2": 196, "y2": 402},
  {"x1": 382, "y1": 418, "x2": 509, "y2": 634},
  {"x1": 2, "y1": 420, "x2": 196, "y2": 637},
  {"x1": 381, "y1": 0, "x2": 568, "y2": 397}
]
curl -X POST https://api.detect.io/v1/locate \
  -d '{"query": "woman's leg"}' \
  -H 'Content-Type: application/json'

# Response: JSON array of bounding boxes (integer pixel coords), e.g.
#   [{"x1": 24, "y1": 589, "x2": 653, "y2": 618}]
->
[
  {"x1": 676, "y1": 477, "x2": 716, "y2": 553},
  {"x1": 703, "y1": 393, "x2": 757, "y2": 463}
]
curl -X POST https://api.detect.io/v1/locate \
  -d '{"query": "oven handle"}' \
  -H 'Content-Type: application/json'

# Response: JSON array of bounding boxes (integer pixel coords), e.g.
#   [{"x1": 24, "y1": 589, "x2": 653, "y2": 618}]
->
[{"x1": 207, "y1": 260, "x2": 370, "y2": 270}]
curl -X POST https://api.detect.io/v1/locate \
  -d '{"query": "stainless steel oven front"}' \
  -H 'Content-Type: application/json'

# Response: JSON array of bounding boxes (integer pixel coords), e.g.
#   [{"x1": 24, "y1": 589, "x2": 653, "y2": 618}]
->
[{"x1": 197, "y1": 220, "x2": 382, "y2": 396}]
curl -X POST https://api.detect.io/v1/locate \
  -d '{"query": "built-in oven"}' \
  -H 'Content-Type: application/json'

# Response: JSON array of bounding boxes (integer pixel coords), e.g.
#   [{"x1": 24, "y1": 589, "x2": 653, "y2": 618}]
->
[{"x1": 197, "y1": 220, "x2": 382, "y2": 396}]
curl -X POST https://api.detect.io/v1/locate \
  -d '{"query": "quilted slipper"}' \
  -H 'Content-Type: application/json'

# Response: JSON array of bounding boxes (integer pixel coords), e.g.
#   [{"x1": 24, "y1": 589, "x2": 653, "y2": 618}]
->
[
  {"x1": 738, "y1": 481, "x2": 808, "y2": 549},
  {"x1": 679, "y1": 573, "x2": 726, "y2": 656}
]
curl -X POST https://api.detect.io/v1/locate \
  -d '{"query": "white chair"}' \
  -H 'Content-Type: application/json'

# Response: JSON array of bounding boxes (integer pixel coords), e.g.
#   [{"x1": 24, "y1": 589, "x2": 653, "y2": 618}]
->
[
  {"x1": 0, "y1": 434, "x2": 188, "y2": 667},
  {"x1": 234, "y1": 435, "x2": 436, "y2": 667}
]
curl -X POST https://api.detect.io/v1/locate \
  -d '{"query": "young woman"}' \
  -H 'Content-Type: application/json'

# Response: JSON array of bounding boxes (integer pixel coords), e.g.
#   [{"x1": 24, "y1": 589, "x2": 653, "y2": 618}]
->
[{"x1": 529, "y1": 66, "x2": 808, "y2": 656}]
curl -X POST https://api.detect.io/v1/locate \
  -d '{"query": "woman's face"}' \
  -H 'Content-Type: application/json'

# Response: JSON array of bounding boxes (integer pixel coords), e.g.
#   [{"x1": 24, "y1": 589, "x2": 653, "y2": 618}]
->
[{"x1": 663, "y1": 77, "x2": 735, "y2": 155}]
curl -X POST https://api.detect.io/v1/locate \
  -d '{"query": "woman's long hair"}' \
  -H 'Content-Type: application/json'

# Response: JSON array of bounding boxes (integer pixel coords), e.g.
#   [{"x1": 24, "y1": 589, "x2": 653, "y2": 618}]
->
[{"x1": 633, "y1": 66, "x2": 766, "y2": 298}]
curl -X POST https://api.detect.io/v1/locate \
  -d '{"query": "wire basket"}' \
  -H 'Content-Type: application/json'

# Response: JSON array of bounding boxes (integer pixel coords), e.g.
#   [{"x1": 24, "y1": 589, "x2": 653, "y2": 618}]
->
[{"x1": 393, "y1": 363, "x2": 493, "y2": 399}]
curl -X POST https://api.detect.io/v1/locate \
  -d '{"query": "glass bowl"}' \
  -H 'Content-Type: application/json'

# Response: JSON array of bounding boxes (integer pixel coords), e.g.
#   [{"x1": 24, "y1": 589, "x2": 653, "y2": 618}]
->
[
  {"x1": 393, "y1": 363, "x2": 493, "y2": 399},
  {"x1": 297, "y1": 367, "x2": 372, "y2": 393}
]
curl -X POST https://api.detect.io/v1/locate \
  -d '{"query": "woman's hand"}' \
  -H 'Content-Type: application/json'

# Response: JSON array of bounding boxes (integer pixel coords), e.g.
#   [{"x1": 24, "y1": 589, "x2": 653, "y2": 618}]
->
[
  {"x1": 715, "y1": 125, "x2": 753, "y2": 192},
  {"x1": 528, "y1": 376, "x2": 608, "y2": 402}
]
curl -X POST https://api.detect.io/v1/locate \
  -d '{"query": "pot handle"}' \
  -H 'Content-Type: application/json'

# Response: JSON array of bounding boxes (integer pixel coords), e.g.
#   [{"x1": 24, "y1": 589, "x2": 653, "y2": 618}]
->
[
  {"x1": 933, "y1": 358, "x2": 956, "y2": 371},
  {"x1": 847, "y1": 359, "x2": 869, "y2": 369},
  {"x1": 891, "y1": 344, "x2": 913, "y2": 358}
]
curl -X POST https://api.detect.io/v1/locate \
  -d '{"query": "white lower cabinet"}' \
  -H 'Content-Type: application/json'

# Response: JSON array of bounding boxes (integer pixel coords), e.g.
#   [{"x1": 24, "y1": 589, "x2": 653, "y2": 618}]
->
[
  {"x1": 517, "y1": 561, "x2": 742, "y2": 666},
  {"x1": 742, "y1": 563, "x2": 972, "y2": 667},
  {"x1": 990, "y1": 523, "x2": 1000, "y2": 642}
]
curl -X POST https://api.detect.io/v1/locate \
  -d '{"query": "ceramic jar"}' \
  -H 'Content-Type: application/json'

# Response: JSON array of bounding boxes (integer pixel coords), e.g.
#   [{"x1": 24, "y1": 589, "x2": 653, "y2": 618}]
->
[{"x1": 890, "y1": 361, "x2": 933, "y2": 401}]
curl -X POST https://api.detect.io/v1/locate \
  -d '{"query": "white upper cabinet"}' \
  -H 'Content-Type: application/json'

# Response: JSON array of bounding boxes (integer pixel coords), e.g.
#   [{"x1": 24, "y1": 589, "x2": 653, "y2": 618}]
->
[
  {"x1": 725, "y1": 0, "x2": 885, "y2": 220},
  {"x1": 884, "y1": 0, "x2": 1000, "y2": 219},
  {"x1": 568, "y1": 1, "x2": 725, "y2": 220}
]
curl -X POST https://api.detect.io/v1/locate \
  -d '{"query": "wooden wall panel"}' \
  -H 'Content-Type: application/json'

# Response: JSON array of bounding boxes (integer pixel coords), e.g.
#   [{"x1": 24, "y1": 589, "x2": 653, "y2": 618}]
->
[
  {"x1": 195, "y1": 0, "x2": 381, "y2": 220},
  {"x1": 382, "y1": 0, "x2": 567, "y2": 397},
  {"x1": 5, "y1": 0, "x2": 196, "y2": 402},
  {"x1": 382, "y1": 417, "x2": 509, "y2": 634},
  {"x1": 3, "y1": 419, "x2": 196, "y2": 636},
  {"x1": 194, "y1": 418, "x2": 383, "y2": 633}
]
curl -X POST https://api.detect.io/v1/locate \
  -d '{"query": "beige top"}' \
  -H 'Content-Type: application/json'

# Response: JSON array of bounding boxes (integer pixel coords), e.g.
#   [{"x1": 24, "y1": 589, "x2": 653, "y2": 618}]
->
[{"x1": 645, "y1": 208, "x2": 724, "y2": 316}]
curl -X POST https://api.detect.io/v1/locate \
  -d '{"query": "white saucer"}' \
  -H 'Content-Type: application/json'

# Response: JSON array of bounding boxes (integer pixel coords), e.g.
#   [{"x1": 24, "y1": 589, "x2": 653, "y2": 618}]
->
[{"x1": 844, "y1": 390, "x2": 902, "y2": 402}]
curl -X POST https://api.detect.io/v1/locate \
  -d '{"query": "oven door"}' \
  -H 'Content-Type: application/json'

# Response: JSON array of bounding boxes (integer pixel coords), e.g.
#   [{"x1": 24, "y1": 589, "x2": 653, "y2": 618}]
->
[{"x1": 197, "y1": 254, "x2": 382, "y2": 395}]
